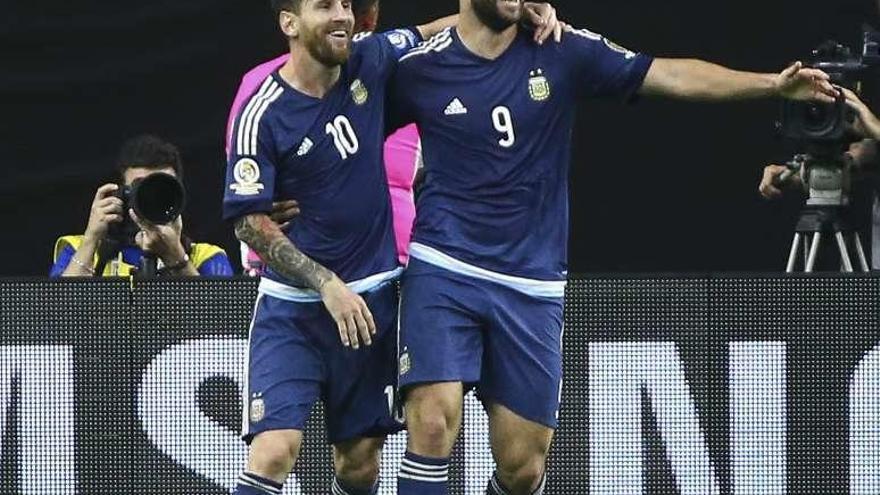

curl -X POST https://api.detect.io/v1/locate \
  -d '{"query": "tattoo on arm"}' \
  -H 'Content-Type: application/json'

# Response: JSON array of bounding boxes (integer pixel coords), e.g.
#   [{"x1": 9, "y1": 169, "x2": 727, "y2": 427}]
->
[{"x1": 234, "y1": 214, "x2": 335, "y2": 291}]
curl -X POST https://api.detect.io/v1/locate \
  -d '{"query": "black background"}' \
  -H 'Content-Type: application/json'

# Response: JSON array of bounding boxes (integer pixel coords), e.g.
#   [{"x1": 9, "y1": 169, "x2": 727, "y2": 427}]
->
[{"x1": 2, "y1": 0, "x2": 879, "y2": 276}]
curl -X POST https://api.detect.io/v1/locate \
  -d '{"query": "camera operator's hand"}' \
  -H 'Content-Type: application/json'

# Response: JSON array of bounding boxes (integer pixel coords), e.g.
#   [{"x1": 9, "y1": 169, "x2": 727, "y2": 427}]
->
[
  {"x1": 319, "y1": 275, "x2": 376, "y2": 350},
  {"x1": 130, "y1": 209, "x2": 197, "y2": 275},
  {"x1": 842, "y1": 87, "x2": 880, "y2": 141},
  {"x1": 759, "y1": 164, "x2": 801, "y2": 199},
  {"x1": 775, "y1": 62, "x2": 838, "y2": 103},
  {"x1": 83, "y1": 184, "x2": 124, "y2": 243},
  {"x1": 270, "y1": 200, "x2": 300, "y2": 231}
]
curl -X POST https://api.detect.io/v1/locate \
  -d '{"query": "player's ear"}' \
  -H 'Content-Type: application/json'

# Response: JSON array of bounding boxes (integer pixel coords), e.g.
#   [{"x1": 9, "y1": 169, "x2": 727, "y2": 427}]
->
[{"x1": 279, "y1": 10, "x2": 300, "y2": 39}]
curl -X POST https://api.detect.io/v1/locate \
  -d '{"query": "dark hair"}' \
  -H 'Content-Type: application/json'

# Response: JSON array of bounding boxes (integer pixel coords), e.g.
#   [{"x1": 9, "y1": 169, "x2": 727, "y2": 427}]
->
[
  {"x1": 270, "y1": 0, "x2": 376, "y2": 16},
  {"x1": 270, "y1": 0, "x2": 300, "y2": 15},
  {"x1": 116, "y1": 135, "x2": 184, "y2": 181}
]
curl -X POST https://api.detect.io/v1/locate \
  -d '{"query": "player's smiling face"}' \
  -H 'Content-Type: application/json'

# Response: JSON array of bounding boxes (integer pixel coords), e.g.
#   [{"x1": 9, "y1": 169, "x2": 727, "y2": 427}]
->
[
  {"x1": 472, "y1": 0, "x2": 523, "y2": 32},
  {"x1": 297, "y1": 0, "x2": 355, "y2": 66}
]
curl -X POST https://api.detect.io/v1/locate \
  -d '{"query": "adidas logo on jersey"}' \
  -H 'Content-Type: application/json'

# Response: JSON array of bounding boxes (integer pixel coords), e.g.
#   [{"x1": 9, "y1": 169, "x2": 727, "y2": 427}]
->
[
  {"x1": 444, "y1": 98, "x2": 468, "y2": 116},
  {"x1": 296, "y1": 137, "x2": 314, "y2": 156}
]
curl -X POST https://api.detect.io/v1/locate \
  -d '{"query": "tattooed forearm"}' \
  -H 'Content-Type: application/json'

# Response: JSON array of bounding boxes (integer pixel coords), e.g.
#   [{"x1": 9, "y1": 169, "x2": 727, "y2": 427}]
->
[{"x1": 234, "y1": 214, "x2": 335, "y2": 291}]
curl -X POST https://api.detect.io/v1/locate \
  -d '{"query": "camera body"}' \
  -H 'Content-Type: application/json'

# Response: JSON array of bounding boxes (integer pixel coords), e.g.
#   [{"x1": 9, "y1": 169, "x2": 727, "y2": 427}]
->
[
  {"x1": 108, "y1": 172, "x2": 186, "y2": 243},
  {"x1": 779, "y1": 32, "x2": 880, "y2": 152}
]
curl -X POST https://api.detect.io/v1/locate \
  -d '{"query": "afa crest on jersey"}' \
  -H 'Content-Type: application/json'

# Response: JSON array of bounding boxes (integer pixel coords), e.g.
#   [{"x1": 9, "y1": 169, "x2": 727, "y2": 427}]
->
[
  {"x1": 351, "y1": 79, "x2": 369, "y2": 105},
  {"x1": 528, "y1": 69, "x2": 551, "y2": 102},
  {"x1": 399, "y1": 348, "x2": 411, "y2": 375},
  {"x1": 250, "y1": 395, "x2": 265, "y2": 423}
]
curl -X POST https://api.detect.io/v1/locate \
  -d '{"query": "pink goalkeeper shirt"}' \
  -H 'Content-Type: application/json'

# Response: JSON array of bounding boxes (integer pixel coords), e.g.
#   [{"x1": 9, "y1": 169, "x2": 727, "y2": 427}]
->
[{"x1": 226, "y1": 55, "x2": 420, "y2": 270}]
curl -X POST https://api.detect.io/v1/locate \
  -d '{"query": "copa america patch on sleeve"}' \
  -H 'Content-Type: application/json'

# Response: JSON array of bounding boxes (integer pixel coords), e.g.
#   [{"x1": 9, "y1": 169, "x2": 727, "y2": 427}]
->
[
  {"x1": 387, "y1": 29, "x2": 417, "y2": 49},
  {"x1": 230, "y1": 158, "x2": 265, "y2": 196}
]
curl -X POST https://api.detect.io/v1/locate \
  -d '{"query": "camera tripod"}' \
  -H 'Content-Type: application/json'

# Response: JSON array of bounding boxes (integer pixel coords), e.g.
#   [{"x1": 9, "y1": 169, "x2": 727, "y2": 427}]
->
[
  {"x1": 783, "y1": 154, "x2": 870, "y2": 273},
  {"x1": 785, "y1": 205, "x2": 870, "y2": 272}
]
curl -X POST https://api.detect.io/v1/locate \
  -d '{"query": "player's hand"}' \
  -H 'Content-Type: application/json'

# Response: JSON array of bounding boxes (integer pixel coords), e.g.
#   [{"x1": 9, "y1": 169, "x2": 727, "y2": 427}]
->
[
  {"x1": 270, "y1": 199, "x2": 300, "y2": 231},
  {"x1": 320, "y1": 276, "x2": 376, "y2": 350},
  {"x1": 129, "y1": 209, "x2": 187, "y2": 265},
  {"x1": 84, "y1": 184, "x2": 124, "y2": 242},
  {"x1": 523, "y1": 2, "x2": 564, "y2": 44},
  {"x1": 775, "y1": 61, "x2": 838, "y2": 103},
  {"x1": 841, "y1": 87, "x2": 880, "y2": 141},
  {"x1": 759, "y1": 164, "x2": 798, "y2": 199}
]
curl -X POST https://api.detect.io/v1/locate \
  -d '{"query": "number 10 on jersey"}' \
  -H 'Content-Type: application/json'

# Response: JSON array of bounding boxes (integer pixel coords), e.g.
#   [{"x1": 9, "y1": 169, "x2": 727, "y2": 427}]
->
[{"x1": 326, "y1": 115, "x2": 360, "y2": 159}]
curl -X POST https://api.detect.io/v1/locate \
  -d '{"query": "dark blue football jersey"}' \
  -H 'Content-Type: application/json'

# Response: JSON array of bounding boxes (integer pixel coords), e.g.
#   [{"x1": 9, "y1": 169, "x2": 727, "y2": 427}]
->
[
  {"x1": 224, "y1": 28, "x2": 421, "y2": 295},
  {"x1": 390, "y1": 27, "x2": 653, "y2": 295}
]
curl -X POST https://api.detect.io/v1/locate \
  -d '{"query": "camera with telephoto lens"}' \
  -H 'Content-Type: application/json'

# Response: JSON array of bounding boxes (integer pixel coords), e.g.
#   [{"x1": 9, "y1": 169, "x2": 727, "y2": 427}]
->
[
  {"x1": 108, "y1": 172, "x2": 187, "y2": 243},
  {"x1": 779, "y1": 31, "x2": 880, "y2": 151}
]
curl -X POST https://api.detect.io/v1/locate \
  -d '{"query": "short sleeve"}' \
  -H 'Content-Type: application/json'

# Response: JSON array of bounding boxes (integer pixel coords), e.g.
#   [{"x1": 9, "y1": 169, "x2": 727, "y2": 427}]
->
[
  {"x1": 355, "y1": 28, "x2": 423, "y2": 80},
  {"x1": 563, "y1": 27, "x2": 654, "y2": 101},
  {"x1": 223, "y1": 83, "x2": 282, "y2": 222}
]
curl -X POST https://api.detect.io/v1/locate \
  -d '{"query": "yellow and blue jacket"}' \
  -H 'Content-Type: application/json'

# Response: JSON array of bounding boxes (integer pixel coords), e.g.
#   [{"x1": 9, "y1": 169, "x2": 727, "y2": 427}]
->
[{"x1": 50, "y1": 235, "x2": 234, "y2": 277}]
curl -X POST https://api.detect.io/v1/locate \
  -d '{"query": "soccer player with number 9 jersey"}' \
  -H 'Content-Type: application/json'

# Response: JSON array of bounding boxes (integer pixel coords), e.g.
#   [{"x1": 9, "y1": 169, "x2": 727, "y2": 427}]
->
[{"x1": 390, "y1": 1, "x2": 839, "y2": 494}]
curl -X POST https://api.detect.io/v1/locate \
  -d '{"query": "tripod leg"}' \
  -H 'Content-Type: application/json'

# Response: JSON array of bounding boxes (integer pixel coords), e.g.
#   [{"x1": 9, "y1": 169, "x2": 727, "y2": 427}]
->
[
  {"x1": 854, "y1": 233, "x2": 870, "y2": 272},
  {"x1": 803, "y1": 236, "x2": 810, "y2": 268},
  {"x1": 806, "y1": 232, "x2": 822, "y2": 273},
  {"x1": 835, "y1": 231, "x2": 854, "y2": 273},
  {"x1": 787, "y1": 233, "x2": 802, "y2": 273}
]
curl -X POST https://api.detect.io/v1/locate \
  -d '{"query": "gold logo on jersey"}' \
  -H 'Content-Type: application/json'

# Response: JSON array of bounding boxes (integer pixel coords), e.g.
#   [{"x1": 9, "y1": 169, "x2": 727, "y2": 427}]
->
[
  {"x1": 528, "y1": 69, "x2": 551, "y2": 102},
  {"x1": 351, "y1": 79, "x2": 369, "y2": 105},
  {"x1": 230, "y1": 158, "x2": 265, "y2": 196}
]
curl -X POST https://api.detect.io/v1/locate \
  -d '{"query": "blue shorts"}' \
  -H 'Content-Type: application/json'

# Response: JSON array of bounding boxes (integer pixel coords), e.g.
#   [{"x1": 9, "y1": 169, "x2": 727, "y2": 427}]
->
[
  {"x1": 243, "y1": 282, "x2": 403, "y2": 445},
  {"x1": 398, "y1": 259, "x2": 564, "y2": 428}
]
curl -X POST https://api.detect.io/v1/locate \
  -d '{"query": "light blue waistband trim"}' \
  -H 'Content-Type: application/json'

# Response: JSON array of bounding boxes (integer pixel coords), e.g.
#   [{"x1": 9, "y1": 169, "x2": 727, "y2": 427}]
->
[
  {"x1": 258, "y1": 267, "x2": 403, "y2": 302},
  {"x1": 408, "y1": 243, "x2": 566, "y2": 298}
]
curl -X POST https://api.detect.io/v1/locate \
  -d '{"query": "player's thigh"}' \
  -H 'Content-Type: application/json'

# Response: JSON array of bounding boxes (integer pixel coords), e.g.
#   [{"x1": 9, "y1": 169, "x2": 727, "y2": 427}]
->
[
  {"x1": 399, "y1": 259, "x2": 485, "y2": 388},
  {"x1": 486, "y1": 402, "x2": 554, "y2": 476},
  {"x1": 323, "y1": 284, "x2": 404, "y2": 444},
  {"x1": 243, "y1": 294, "x2": 325, "y2": 443},
  {"x1": 481, "y1": 288, "x2": 564, "y2": 429},
  {"x1": 247, "y1": 429, "x2": 304, "y2": 481}
]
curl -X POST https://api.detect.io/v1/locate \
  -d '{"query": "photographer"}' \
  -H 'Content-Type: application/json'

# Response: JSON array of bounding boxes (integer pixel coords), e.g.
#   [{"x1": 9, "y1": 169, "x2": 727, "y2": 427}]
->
[
  {"x1": 50, "y1": 135, "x2": 233, "y2": 277},
  {"x1": 760, "y1": 88, "x2": 880, "y2": 268}
]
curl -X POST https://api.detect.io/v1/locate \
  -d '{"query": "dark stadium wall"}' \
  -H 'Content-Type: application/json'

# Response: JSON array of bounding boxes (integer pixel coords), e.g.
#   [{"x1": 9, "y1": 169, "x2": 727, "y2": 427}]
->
[{"x1": 0, "y1": 0, "x2": 876, "y2": 276}]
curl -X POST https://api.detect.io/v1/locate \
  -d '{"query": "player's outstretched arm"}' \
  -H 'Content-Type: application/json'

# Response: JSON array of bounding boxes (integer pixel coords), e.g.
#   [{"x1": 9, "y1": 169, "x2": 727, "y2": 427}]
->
[
  {"x1": 639, "y1": 59, "x2": 839, "y2": 102},
  {"x1": 234, "y1": 213, "x2": 376, "y2": 349}
]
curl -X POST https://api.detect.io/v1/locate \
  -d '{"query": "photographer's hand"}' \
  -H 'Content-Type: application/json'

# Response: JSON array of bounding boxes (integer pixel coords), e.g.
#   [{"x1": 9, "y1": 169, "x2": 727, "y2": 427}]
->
[
  {"x1": 130, "y1": 210, "x2": 198, "y2": 276},
  {"x1": 759, "y1": 164, "x2": 801, "y2": 199},
  {"x1": 775, "y1": 62, "x2": 838, "y2": 103},
  {"x1": 62, "y1": 183, "x2": 124, "y2": 276},
  {"x1": 84, "y1": 184, "x2": 124, "y2": 243},
  {"x1": 842, "y1": 88, "x2": 880, "y2": 141}
]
